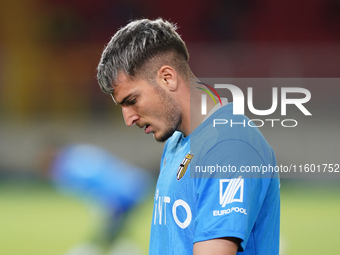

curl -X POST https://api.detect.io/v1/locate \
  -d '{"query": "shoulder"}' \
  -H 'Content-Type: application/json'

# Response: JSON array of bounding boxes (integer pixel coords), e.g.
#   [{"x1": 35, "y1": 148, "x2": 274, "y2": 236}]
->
[{"x1": 191, "y1": 104, "x2": 276, "y2": 177}]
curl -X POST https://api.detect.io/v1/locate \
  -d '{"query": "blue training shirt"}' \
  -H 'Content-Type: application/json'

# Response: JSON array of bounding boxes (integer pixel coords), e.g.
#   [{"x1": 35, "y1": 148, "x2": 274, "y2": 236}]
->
[
  {"x1": 149, "y1": 103, "x2": 280, "y2": 255},
  {"x1": 51, "y1": 144, "x2": 153, "y2": 214}
]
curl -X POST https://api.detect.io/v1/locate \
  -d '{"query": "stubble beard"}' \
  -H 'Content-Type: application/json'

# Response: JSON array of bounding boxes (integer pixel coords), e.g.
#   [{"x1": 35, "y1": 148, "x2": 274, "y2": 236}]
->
[
  {"x1": 154, "y1": 89, "x2": 182, "y2": 143},
  {"x1": 155, "y1": 113, "x2": 181, "y2": 143}
]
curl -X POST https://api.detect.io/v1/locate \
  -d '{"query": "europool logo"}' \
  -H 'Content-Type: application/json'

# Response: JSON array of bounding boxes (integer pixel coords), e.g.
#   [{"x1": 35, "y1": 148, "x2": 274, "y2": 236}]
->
[{"x1": 198, "y1": 82, "x2": 312, "y2": 128}]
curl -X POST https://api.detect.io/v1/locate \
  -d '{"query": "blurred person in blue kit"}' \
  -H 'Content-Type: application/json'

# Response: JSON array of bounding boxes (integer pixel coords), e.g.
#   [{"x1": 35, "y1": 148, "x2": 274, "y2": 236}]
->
[
  {"x1": 97, "y1": 18, "x2": 280, "y2": 255},
  {"x1": 42, "y1": 142, "x2": 154, "y2": 255}
]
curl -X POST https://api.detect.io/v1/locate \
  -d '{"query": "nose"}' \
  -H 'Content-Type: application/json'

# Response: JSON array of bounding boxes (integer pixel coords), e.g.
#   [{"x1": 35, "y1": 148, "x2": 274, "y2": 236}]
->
[{"x1": 122, "y1": 106, "x2": 139, "y2": 127}]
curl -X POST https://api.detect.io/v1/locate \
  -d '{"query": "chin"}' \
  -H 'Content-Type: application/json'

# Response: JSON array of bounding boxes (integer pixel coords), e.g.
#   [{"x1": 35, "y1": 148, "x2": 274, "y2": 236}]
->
[{"x1": 154, "y1": 128, "x2": 175, "y2": 143}]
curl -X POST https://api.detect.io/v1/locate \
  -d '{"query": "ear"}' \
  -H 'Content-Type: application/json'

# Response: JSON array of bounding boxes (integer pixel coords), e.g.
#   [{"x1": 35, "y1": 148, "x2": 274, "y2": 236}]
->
[{"x1": 156, "y1": 65, "x2": 178, "y2": 91}]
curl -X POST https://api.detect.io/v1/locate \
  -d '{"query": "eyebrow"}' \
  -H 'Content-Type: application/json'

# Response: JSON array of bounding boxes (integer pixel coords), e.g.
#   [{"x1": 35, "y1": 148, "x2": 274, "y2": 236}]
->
[{"x1": 115, "y1": 94, "x2": 136, "y2": 106}]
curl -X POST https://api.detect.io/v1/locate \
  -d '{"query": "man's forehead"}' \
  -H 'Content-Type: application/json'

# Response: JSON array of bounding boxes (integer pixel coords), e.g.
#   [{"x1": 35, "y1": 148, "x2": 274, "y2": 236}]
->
[
  {"x1": 110, "y1": 72, "x2": 126, "y2": 102},
  {"x1": 110, "y1": 74, "x2": 140, "y2": 105},
  {"x1": 115, "y1": 71, "x2": 132, "y2": 84},
  {"x1": 109, "y1": 79, "x2": 121, "y2": 104},
  {"x1": 110, "y1": 93, "x2": 117, "y2": 104},
  {"x1": 112, "y1": 72, "x2": 143, "y2": 91}
]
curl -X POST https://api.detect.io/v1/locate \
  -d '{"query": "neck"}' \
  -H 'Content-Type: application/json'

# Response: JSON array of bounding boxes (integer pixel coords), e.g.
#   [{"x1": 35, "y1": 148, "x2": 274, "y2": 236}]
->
[{"x1": 178, "y1": 79, "x2": 216, "y2": 137}]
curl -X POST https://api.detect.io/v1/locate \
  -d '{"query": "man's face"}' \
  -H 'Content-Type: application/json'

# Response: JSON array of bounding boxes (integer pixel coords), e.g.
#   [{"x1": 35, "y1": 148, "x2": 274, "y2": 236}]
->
[{"x1": 112, "y1": 73, "x2": 181, "y2": 142}]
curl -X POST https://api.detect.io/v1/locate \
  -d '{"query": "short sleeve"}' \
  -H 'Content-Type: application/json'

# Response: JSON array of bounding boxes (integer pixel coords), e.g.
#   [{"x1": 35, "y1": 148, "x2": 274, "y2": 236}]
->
[{"x1": 193, "y1": 139, "x2": 273, "y2": 251}]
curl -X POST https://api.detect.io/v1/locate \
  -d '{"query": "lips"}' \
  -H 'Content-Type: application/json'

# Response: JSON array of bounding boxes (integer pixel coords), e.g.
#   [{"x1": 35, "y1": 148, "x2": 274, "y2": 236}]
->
[
  {"x1": 138, "y1": 122, "x2": 152, "y2": 134},
  {"x1": 145, "y1": 124, "x2": 151, "y2": 134}
]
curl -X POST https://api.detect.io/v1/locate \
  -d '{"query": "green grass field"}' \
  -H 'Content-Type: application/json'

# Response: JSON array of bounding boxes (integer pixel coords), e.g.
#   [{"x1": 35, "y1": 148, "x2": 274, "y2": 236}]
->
[
  {"x1": 0, "y1": 181, "x2": 96, "y2": 255},
  {"x1": 280, "y1": 181, "x2": 340, "y2": 255},
  {"x1": 0, "y1": 180, "x2": 339, "y2": 255}
]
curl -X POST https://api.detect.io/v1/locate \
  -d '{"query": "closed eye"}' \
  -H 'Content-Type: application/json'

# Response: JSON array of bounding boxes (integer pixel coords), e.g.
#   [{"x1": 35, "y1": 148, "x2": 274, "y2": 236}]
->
[
  {"x1": 126, "y1": 97, "x2": 137, "y2": 105},
  {"x1": 118, "y1": 93, "x2": 139, "y2": 106}
]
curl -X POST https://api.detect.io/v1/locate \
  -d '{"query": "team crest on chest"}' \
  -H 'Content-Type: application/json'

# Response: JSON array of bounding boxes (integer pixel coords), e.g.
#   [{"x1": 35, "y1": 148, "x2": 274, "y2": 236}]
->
[{"x1": 176, "y1": 153, "x2": 194, "y2": 180}]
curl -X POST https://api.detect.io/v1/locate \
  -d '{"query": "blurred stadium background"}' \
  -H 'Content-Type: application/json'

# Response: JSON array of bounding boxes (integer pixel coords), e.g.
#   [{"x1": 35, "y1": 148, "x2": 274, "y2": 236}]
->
[{"x1": 0, "y1": 0, "x2": 339, "y2": 254}]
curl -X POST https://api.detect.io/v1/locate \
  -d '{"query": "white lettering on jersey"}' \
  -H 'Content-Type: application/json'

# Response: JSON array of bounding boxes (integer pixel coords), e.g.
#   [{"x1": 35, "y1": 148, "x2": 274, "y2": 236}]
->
[
  {"x1": 172, "y1": 199, "x2": 192, "y2": 229},
  {"x1": 164, "y1": 196, "x2": 170, "y2": 225},
  {"x1": 158, "y1": 196, "x2": 163, "y2": 224},
  {"x1": 220, "y1": 176, "x2": 244, "y2": 207},
  {"x1": 153, "y1": 193, "x2": 192, "y2": 229},
  {"x1": 213, "y1": 207, "x2": 247, "y2": 216},
  {"x1": 154, "y1": 194, "x2": 170, "y2": 225}
]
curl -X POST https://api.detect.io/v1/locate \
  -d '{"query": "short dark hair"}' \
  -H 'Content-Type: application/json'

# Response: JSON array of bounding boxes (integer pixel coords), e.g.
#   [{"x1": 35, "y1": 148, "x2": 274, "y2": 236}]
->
[{"x1": 97, "y1": 18, "x2": 190, "y2": 94}]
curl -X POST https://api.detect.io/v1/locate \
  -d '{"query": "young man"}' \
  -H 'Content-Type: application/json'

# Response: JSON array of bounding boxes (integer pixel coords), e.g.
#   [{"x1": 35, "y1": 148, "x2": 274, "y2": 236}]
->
[{"x1": 97, "y1": 18, "x2": 280, "y2": 255}]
